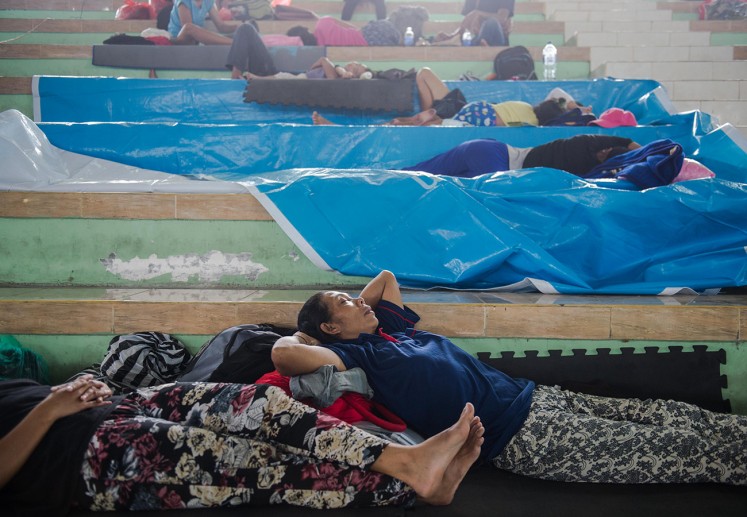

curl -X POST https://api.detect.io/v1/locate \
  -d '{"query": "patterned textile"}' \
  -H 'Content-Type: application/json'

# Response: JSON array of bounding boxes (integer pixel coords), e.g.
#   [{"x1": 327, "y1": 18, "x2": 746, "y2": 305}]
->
[
  {"x1": 361, "y1": 20, "x2": 402, "y2": 46},
  {"x1": 76, "y1": 383, "x2": 414, "y2": 510},
  {"x1": 453, "y1": 100, "x2": 500, "y2": 126},
  {"x1": 493, "y1": 385, "x2": 747, "y2": 484}
]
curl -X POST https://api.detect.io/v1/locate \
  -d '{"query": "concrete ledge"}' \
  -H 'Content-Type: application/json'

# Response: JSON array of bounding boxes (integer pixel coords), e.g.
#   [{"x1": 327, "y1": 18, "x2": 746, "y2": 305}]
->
[
  {"x1": 0, "y1": 192, "x2": 273, "y2": 220},
  {"x1": 1, "y1": 287, "x2": 745, "y2": 341}
]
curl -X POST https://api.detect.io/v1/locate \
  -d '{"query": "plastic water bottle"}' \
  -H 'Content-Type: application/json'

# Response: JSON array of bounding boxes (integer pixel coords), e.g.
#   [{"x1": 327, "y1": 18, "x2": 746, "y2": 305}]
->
[
  {"x1": 462, "y1": 29, "x2": 472, "y2": 47},
  {"x1": 543, "y1": 41, "x2": 557, "y2": 80},
  {"x1": 404, "y1": 26, "x2": 415, "y2": 47}
]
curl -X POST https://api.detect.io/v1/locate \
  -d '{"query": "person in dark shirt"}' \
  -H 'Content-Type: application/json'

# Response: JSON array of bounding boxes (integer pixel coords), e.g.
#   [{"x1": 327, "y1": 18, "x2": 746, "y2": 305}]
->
[
  {"x1": 0, "y1": 374, "x2": 484, "y2": 515},
  {"x1": 272, "y1": 270, "x2": 747, "y2": 486},
  {"x1": 402, "y1": 135, "x2": 640, "y2": 178}
]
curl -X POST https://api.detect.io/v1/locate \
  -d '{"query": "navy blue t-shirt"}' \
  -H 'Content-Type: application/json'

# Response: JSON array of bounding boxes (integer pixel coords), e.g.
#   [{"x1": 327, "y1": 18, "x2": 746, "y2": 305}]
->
[{"x1": 322, "y1": 301, "x2": 534, "y2": 461}]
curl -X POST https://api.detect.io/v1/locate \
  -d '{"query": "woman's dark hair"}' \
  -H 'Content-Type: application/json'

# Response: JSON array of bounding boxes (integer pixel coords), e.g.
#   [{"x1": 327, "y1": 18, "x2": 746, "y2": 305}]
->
[
  {"x1": 533, "y1": 99, "x2": 567, "y2": 126},
  {"x1": 297, "y1": 292, "x2": 337, "y2": 343},
  {"x1": 287, "y1": 26, "x2": 317, "y2": 46}
]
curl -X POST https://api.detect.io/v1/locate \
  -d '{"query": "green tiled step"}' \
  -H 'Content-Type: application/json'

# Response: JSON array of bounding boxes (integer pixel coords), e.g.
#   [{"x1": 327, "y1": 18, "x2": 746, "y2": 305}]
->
[{"x1": 3, "y1": 287, "x2": 746, "y2": 414}]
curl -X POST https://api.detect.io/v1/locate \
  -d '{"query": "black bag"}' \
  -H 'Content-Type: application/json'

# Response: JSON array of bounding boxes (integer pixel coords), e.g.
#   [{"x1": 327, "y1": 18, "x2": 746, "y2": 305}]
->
[
  {"x1": 177, "y1": 324, "x2": 294, "y2": 384},
  {"x1": 492, "y1": 45, "x2": 537, "y2": 80},
  {"x1": 432, "y1": 88, "x2": 467, "y2": 118}
]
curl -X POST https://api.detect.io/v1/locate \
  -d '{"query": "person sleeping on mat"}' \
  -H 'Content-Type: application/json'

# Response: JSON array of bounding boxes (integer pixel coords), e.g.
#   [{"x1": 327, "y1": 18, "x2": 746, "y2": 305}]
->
[{"x1": 273, "y1": 270, "x2": 747, "y2": 486}]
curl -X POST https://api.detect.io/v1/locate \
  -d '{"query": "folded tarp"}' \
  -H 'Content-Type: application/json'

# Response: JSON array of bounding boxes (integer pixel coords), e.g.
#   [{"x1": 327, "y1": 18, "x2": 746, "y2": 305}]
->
[
  {"x1": 3, "y1": 109, "x2": 746, "y2": 294},
  {"x1": 91, "y1": 44, "x2": 325, "y2": 73},
  {"x1": 34, "y1": 76, "x2": 699, "y2": 127},
  {"x1": 243, "y1": 77, "x2": 415, "y2": 113}
]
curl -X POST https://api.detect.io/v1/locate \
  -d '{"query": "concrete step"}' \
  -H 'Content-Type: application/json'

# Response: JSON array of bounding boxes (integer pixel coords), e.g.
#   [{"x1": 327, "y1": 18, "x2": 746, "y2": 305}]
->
[{"x1": 2, "y1": 286, "x2": 745, "y2": 342}]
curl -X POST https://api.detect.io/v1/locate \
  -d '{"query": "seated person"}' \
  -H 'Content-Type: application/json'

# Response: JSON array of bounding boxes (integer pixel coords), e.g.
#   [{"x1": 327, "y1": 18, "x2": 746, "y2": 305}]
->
[
  {"x1": 402, "y1": 135, "x2": 641, "y2": 178},
  {"x1": 432, "y1": 8, "x2": 511, "y2": 46},
  {"x1": 168, "y1": 0, "x2": 241, "y2": 45},
  {"x1": 226, "y1": 22, "x2": 279, "y2": 79},
  {"x1": 0, "y1": 374, "x2": 484, "y2": 513}
]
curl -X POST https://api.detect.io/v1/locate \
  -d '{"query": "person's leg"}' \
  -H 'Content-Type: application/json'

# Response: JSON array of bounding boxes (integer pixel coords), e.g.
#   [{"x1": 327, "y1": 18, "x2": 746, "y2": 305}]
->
[
  {"x1": 476, "y1": 18, "x2": 506, "y2": 46},
  {"x1": 173, "y1": 22, "x2": 234, "y2": 45},
  {"x1": 494, "y1": 385, "x2": 747, "y2": 484},
  {"x1": 225, "y1": 23, "x2": 278, "y2": 78},
  {"x1": 402, "y1": 139, "x2": 510, "y2": 177},
  {"x1": 389, "y1": 109, "x2": 439, "y2": 126},
  {"x1": 103, "y1": 383, "x2": 483, "y2": 501},
  {"x1": 373, "y1": 0, "x2": 387, "y2": 20},
  {"x1": 77, "y1": 415, "x2": 416, "y2": 510},
  {"x1": 416, "y1": 68, "x2": 451, "y2": 110},
  {"x1": 341, "y1": 0, "x2": 358, "y2": 21}
]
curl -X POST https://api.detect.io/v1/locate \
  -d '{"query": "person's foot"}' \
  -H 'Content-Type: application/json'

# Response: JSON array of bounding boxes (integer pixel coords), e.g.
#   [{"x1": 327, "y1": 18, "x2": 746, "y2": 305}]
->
[
  {"x1": 421, "y1": 416, "x2": 484, "y2": 505},
  {"x1": 312, "y1": 111, "x2": 335, "y2": 125},
  {"x1": 230, "y1": 66, "x2": 243, "y2": 79},
  {"x1": 400, "y1": 403, "x2": 478, "y2": 503},
  {"x1": 390, "y1": 109, "x2": 437, "y2": 126}
]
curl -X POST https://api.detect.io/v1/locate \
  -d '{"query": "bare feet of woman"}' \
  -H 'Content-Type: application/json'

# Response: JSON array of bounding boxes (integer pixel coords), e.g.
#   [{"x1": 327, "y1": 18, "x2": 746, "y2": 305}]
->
[
  {"x1": 421, "y1": 415, "x2": 484, "y2": 506},
  {"x1": 312, "y1": 111, "x2": 335, "y2": 125},
  {"x1": 378, "y1": 403, "x2": 480, "y2": 504}
]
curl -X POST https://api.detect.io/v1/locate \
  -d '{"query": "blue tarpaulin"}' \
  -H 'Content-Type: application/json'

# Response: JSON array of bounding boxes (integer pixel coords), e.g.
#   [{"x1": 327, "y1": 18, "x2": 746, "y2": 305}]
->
[
  {"x1": 33, "y1": 76, "x2": 708, "y2": 127},
  {"x1": 10, "y1": 74, "x2": 747, "y2": 294}
]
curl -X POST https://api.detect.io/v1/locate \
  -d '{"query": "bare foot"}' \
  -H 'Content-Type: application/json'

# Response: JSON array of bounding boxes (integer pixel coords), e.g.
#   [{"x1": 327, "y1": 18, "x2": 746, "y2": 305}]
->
[
  {"x1": 230, "y1": 66, "x2": 243, "y2": 79},
  {"x1": 389, "y1": 109, "x2": 437, "y2": 126},
  {"x1": 312, "y1": 111, "x2": 335, "y2": 125},
  {"x1": 392, "y1": 403, "x2": 476, "y2": 502},
  {"x1": 421, "y1": 416, "x2": 484, "y2": 505}
]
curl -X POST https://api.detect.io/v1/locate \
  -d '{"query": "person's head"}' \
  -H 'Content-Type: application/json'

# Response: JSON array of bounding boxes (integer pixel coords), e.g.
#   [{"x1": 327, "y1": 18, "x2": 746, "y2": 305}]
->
[
  {"x1": 533, "y1": 99, "x2": 567, "y2": 126},
  {"x1": 286, "y1": 25, "x2": 317, "y2": 46},
  {"x1": 297, "y1": 291, "x2": 379, "y2": 343},
  {"x1": 343, "y1": 61, "x2": 372, "y2": 79}
]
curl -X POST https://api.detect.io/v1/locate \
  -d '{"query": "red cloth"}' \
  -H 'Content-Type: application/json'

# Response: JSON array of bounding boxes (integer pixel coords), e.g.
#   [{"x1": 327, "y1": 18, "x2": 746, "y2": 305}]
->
[
  {"x1": 256, "y1": 370, "x2": 407, "y2": 432},
  {"x1": 145, "y1": 36, "x2": 172, "y2": 45}
]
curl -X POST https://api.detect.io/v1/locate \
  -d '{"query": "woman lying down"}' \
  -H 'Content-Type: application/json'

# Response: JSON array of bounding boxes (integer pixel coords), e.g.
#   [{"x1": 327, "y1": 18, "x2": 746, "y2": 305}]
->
[{"x1": 0, "y1": 375, "x2": 484, "y2": 513}]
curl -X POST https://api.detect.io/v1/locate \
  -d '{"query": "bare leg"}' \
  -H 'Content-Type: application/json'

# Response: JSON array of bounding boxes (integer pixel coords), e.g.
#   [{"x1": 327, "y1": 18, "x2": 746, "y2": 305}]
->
[
  {"x1": 370, "y1": 403, "x2": 482, "y2": 505},
  {"x1": 416, "y1": 68, "x2": 451, "y2": 110},
  {"x1": 173, "y1": 23, "x2": 234, "y2": 45},
  {"x1": 312, "y1": 111, "x2": 335, "y2": 125},
  {"x1": 389, "y1": 109, "x2": 440, "y2": 126},
  {"x1": 425, "y1": 416, "x2": 484, "y2": 506}
]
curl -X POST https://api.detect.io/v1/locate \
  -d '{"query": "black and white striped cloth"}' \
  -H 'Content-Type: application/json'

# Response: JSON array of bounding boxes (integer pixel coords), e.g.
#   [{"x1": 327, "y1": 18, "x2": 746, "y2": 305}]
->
[{"x1": 101, "y1": 332, "x2": 191, "y2": 389}]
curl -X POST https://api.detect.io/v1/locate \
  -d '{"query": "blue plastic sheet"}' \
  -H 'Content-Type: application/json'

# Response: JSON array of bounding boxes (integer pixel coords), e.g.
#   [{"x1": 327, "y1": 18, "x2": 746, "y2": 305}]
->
[
  {"x1": 38, "y1": 122, "x2": 713, "y2": 180},
  {"x1": 250, "y1": 167, "x2": 747, "y2": 294},
  {"x1": 34, "y1": 76, "x2": 699, "y2": 127}
]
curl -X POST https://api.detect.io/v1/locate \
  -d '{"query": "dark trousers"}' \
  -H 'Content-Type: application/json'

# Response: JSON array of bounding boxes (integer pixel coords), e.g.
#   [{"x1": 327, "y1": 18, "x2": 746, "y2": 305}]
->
[
  {"x1": 476, "y1": 18, "x2": 507, "y2": 46},
  {"x1": 342, "y1": 0, "x2": 387, "y2": 20},
  {"x1": 225, "y1": 23, "x2": 278, "y2": 76}
]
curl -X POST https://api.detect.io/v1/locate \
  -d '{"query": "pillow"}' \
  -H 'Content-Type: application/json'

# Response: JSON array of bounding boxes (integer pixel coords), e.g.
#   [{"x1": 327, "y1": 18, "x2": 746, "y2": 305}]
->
[{"x1": 672, "y1": 158, "x2": 716, "y2": 183}]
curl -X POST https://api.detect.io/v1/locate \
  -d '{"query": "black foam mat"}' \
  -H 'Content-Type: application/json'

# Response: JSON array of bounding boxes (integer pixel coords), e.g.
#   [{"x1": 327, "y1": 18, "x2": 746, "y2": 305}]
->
[
  {"x1": 70, "y1": 467, "x2": 747, "y2": 517},
  {"x1": 478, "y1": 345, "x2": 729, "y2": 412},
  {"x1": 243, "y1": 77, "x2": 415, "y2": 113},
  {"x1": 92, "y1": 45, "x2": 325, "y2": 73}
]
